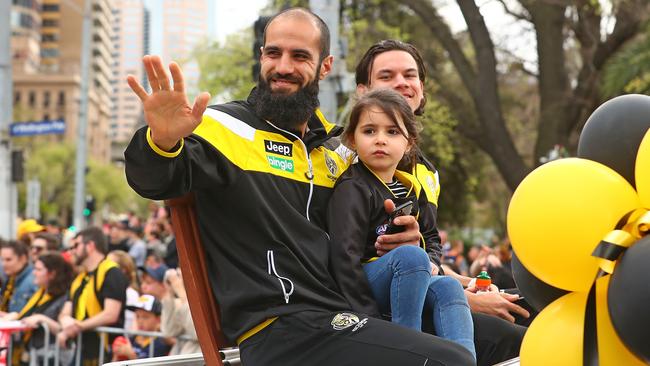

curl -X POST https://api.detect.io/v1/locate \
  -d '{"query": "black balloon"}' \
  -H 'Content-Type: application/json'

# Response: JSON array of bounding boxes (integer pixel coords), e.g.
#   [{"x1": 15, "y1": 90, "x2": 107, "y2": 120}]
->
[
  {"x1": 608, "y1": 236, "x2": 650, "y2": 363},
  {"x1": 578, "y1": 94, "x2": 650, "y2": 188},
  {"x1": 511, "y1": 251, "x2": 568, "y2": 312}
]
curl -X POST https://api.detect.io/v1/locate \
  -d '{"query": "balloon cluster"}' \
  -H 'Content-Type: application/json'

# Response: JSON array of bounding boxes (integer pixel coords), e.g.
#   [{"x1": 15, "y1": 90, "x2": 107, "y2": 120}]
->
[{"x1": 507, "y1": 94, "x2": 650, "y2": 365}]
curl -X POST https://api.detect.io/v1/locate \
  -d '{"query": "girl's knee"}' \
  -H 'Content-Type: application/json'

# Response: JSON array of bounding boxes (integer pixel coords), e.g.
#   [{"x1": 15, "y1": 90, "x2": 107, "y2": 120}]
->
[
  {"x1": 389, "y1": 245, "x2": 430, "y2": 269},
  {"x1": 431, "y1": 276, "x2": 467, "y2": 298}
]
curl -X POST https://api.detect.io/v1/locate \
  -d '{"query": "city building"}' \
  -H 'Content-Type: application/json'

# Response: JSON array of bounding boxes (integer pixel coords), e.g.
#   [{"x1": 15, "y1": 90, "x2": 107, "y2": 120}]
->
[
  {"x1": 11, "y1": 0, "x2": 115, "y2": 163},
  {"x1": 161, "y1": 0, "x2": 211, "y2": 96},
  {"x1": 111, "y1": 0, "x2": 146, "y2": 144},
  {"x1": 10, "y1": 0, "x2": 42, "y2": 75}
]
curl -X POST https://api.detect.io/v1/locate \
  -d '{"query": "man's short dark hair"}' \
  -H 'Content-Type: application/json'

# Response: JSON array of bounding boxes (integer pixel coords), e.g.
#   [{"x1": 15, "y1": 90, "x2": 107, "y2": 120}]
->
[
  {"x1": 34, "y1": 232, "x2": 60, "y2": 251},
  {"x1": 76, "y1": 226, "x2": 108, "y2": 255},
  {"x1": 355, "y1": 40, "x2": 428, "y2": 115},
  {"x1": 263, "y1": 7, "x2": 330, "y2": 62},
  {"x1": 1, "y1": 240, "x2": 29, "y2": 258}
]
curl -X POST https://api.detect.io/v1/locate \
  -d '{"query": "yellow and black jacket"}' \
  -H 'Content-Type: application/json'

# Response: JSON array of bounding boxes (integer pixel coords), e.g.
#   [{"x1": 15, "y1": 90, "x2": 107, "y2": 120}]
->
[
  {"x1": 69, "y1": 259, "x2": 120, "y2": 320},
  {"x1": 125, "y1": 98, "x2": 353, "y2": 342},
  {"x1": 326, "y1": 162, "x2": 442, "y2": 317}
]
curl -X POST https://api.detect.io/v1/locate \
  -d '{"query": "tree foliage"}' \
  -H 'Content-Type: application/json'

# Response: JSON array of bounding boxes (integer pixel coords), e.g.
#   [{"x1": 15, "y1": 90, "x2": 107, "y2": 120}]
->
[
  {"x1": 17, "y1": 142, "x2": 148, "y2": 224},
  {"x1": 194, "y1": 31, "x2": 256, "y2": 101},
  {"x1": 602, "y1": 25, "x2": 650, "y2": 96},
  {"x1": 400, "y1": 0, "x2": 649, "y2": 191},
  {"x1": 335, "y1": 0, "x2": 650, "y2": 231}
]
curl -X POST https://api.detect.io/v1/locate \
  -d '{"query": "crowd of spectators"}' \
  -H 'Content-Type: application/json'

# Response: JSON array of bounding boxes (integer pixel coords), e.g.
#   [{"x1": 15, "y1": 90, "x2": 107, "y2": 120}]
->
[
  {"x1": 440, "y1": 230, "x2": 517, "y2": 292},
  {"x1": 0, "y1": 204, "x2": 200, "y2": 365}
]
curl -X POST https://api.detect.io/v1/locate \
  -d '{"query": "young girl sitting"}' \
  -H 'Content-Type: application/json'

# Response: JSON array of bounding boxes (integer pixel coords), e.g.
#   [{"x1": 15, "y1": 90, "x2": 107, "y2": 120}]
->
[{"x1": 327, "y1": 88, "x2": 475, "y2": 360}]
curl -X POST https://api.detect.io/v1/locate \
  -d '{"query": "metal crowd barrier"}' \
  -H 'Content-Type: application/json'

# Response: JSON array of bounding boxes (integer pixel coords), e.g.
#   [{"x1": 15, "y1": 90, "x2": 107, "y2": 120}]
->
[
  {"x1": 95, "y1": 326, "x2": 240, "y2": 365},
  {"x1": 4, "y1": 323, "x2": 239, "y2": 366},
  {"x1": 103, "y1": 350, "x2": 243, "y2": 366}
]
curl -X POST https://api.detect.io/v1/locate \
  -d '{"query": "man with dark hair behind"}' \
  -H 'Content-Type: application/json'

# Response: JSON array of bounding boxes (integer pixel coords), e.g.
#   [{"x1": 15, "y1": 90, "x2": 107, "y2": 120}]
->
[
  {"x1": 124, "y1": 7, "x2": 473, "y2": 366},
  {"x1": 57, "y1": 227, "x2": 129, "y2": 365},
  {"x1": 30, "y1": 232, "x2": 60, "y2": 262}
]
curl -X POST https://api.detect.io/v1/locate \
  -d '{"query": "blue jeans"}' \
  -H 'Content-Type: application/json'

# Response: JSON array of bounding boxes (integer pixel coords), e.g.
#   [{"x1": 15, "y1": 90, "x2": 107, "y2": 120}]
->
[
  {"x1": 364, "y1": 245, "x2": 430, "y2": 329},
  {"x1": 425, "y1": 275, "x2": 476, "y2": 360},
  {"x1": 364, "y1": 245, "x2": 476, "y2": 360}
]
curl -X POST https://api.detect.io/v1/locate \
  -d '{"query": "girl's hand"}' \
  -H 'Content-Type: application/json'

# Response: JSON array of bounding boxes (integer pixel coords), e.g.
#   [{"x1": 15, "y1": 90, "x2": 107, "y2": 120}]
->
[{"x1": 375, "y1": 199, "x2": 421, "y2": 255}]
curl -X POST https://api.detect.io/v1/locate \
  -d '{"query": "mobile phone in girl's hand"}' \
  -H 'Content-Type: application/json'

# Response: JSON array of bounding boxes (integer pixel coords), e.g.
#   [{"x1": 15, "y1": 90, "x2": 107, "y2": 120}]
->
[{"x1": 385, "y1": 201, "x2": 414, "y2": 235}]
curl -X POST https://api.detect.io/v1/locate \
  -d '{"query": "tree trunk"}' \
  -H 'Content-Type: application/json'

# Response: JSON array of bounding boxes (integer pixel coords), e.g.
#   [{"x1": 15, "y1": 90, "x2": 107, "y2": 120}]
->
[
  {"x1": 526, "y1": 2, "x2": 572, "y2": 162},
  {"x1": 404, "y1": 0, "x2": 529, "y2": 191}
]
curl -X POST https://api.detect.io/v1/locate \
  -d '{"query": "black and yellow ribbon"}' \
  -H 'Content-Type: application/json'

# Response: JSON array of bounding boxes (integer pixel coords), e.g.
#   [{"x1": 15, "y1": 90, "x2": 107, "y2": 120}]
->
[
  {"x1": 17, "y1": 287, "x2": 53, "y2": 346},
  {"x1": 582, "y1": 208, "x2": 650, "y2": 365},
  {"x1": 592, "y1": 208, "x2": 650, "y2": 274},
  {"x1": 18, "y1": 287, "x2": 52, "y2": 319}
]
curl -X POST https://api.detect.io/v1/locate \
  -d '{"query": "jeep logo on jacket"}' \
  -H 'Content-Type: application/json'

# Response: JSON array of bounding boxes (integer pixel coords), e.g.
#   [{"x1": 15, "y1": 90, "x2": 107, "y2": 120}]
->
[{"x1": 265, "y1": 140, "x2": 293, "y2": 156}]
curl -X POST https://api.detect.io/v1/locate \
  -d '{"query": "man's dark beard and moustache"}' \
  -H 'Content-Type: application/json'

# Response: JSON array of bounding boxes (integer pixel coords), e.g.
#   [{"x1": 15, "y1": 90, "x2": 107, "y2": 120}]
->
[
  {"x1": 75, "y1": 245, "x2": 88, "y2": 266},
  {"x1": 251, "y1": 72, "x2": 320, "y2": 131}
]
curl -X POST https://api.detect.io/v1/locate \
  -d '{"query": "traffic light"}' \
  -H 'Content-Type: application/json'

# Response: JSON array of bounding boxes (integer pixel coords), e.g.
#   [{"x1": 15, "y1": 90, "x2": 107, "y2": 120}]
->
[
  {"x1": 252, "y1": 16, "x2": 271, "y2": 82},
  {"x1": 11, "y1": 150, "x2": 24, "y2": 182},
  {"x1": 84, "y1": 195, "x2": 95, "y2": 217}
]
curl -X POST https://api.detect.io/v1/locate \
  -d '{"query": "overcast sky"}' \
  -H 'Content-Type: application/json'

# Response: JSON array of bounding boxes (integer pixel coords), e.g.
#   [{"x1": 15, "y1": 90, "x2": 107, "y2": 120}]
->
[
  {"x1": 214, "y1": 0, "x2": 269, "y2": 43},
  {"x1": 144, "y1": 0, "x2": 536, "y2": 69}
]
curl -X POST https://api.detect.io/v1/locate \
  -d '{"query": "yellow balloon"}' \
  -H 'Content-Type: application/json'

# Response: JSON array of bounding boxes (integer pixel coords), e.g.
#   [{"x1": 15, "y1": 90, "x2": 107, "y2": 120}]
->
[
  {"x1": 520, "y1": 291, "x2": 587, "y2": 366},
  {"x1": 636, "y1": 129, "x2": 650, "y2": 209},
  {"x1": 596, "y1": 275, "x2": 647, "y2": 366},
  {"x1": 508, "y1": 158, "x2": 640, "y2": 291}
]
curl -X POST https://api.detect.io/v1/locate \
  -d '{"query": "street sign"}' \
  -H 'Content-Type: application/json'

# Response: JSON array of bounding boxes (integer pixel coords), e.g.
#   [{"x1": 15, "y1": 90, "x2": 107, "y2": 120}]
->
[{"x1": 9, "y1": 119, "x2": 65, "y2": 136}]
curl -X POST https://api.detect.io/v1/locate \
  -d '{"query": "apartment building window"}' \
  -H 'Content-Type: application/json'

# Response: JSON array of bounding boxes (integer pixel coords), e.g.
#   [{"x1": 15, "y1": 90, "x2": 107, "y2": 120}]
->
[
  {"x1": 28, "y1": 91, "x2": 35, "y2": 107},
  {"x1": 13, "y1": 0, "x2": 36, "y2": 7},
  {"x1": 42, "y1": 19, "x2": 58, "y2": 27},
  {"x1": 14, "y1": 92, "x2": 21, "y2": 104},
  {"x1": 43, "y1": 114, "x2": 50, "y2": 121},
  {"x1": 41, "y1": 48, "x2": 59, "y2": 58},
  {"x1": 42, "y1": 4, "x2": 59, "y2": 11},
  {"x1": 42, "y1": 34, "x2": 59, "y2": 42},
  {"x1": 58, "y1": 91, "x2": 65, "y2": 106},
  {"x1": 43, "y1": 91, "x2": 50, "y2": 107},
  {"x1": 19, "y1": 13, "x2": 35, "y2": 28}
]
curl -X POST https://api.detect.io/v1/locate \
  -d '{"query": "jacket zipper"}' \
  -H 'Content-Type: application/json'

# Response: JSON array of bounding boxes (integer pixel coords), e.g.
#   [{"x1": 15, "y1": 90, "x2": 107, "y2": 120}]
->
[
  {"x1": 267, "y1": 250, "x2": 294, "y2": 304},
  {"x1": 264, "y1": 120, "x2": 314, "y2": 221}
]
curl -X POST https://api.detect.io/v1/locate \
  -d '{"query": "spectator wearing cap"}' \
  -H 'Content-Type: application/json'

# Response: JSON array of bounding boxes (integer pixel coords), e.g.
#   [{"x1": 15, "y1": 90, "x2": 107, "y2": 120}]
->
[
  {"x1": 17, "y1": 219, "x2": 45, "y2": 245},
  {"x1": 111, "y1": 294, "x2": 172, "y2": 361},
  {"x1": 0, "y1": 240, "x2": 37, "y2": 314},
  {"x1": 140, "y1": 263, "x2": 169, "y2": 300}
]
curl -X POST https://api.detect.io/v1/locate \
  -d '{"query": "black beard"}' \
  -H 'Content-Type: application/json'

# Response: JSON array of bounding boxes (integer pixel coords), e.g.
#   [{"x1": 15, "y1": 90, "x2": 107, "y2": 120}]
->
[{"x1": 251, "y1": 73, "x2": 320, "y2": 131}]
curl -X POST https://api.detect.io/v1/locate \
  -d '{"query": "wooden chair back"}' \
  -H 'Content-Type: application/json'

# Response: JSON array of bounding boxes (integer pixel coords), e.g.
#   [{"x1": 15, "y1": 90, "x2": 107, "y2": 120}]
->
[{"x1": 166, "y1": 193, "x2": 235, "y2": 366}]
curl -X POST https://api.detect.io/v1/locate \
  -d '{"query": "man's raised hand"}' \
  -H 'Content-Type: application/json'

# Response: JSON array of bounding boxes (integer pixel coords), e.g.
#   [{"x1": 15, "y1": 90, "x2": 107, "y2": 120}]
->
[{"x1": 127, "y1": 55, "x2": 211, "y2": 151}]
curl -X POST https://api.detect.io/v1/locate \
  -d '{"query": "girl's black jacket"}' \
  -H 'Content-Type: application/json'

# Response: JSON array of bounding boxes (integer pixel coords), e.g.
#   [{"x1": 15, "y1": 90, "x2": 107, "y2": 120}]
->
[{"x1": 326, "y1": 162, "x2": 442, "y2": 318}]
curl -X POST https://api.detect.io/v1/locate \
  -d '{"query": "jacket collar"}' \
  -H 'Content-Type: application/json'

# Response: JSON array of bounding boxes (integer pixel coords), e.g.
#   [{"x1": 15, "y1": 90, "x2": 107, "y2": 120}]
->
[{"x1": 15, "y1": 263, "x2": 33, "y2": 284}]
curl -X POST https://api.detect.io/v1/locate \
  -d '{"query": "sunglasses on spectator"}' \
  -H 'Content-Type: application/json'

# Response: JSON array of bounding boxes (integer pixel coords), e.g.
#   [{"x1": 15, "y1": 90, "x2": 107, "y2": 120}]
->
[
  {"x1": 70, "y1": 240, "x2": 86, "y2": 250},
  {"x1": 31, "y1": 245, "x2": 46, "y2": 253}
]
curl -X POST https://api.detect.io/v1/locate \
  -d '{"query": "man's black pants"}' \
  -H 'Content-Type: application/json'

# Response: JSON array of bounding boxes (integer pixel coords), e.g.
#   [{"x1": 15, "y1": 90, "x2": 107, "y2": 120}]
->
[{"x1": 240, "y1": 310, "x2": 475, "y2": 366}]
